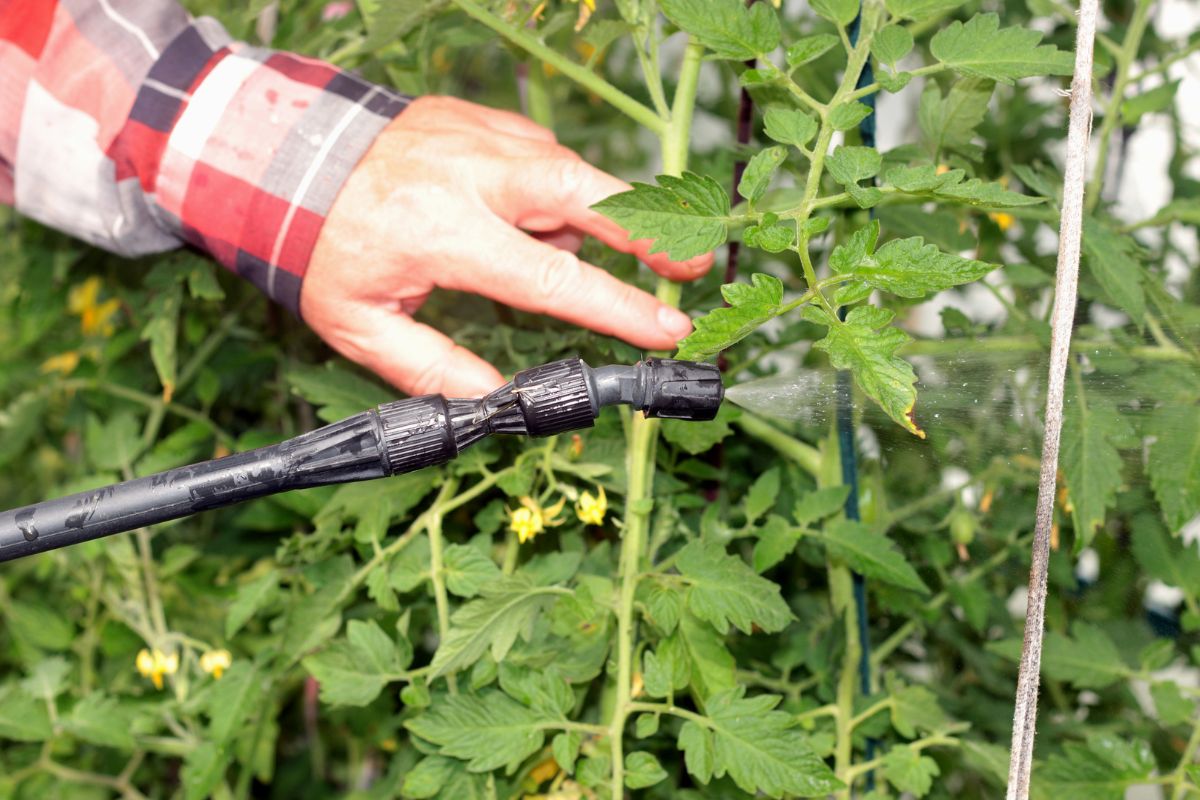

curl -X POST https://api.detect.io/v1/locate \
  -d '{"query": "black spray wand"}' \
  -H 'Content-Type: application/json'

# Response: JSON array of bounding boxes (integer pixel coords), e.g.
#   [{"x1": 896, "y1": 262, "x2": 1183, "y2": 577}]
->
[{"x1": 0, "y1": 357, "x2": 723, "y2": 563}]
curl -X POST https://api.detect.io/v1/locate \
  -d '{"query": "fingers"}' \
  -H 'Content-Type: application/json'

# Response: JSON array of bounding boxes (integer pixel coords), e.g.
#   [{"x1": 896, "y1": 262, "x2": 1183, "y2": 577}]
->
[
  {"x1": 470, "y1": 103, "x2": 558, "y2": 144},
  {"x1": 313, "y1": 303, "x2": 504, "y2": 398},
  {"x1": 441, "y1": 218, "x2": 693, "y2": 351},
  {"x1": 490, "y1": 153, "x2": 714, "y2": 281}
]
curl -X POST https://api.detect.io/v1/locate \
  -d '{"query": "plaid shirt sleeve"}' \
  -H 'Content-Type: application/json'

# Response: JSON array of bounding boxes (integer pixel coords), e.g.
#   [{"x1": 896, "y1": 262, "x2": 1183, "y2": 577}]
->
[{"x1": 0, "y1": 1, "x2": 410, "y2": 314}]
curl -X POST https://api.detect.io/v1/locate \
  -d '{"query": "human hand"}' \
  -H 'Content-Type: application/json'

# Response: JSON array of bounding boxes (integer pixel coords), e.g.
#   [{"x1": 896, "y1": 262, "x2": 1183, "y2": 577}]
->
[{"x1": 300, "y1": 96, "x2": 712, "y2": 398}]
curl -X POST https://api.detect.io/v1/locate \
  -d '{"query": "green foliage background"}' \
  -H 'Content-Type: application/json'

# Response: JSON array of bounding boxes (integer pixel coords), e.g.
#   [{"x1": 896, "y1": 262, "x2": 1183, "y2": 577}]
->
[{"x1": 1, "y1": 0, "x2": 1199, "y2": 798}]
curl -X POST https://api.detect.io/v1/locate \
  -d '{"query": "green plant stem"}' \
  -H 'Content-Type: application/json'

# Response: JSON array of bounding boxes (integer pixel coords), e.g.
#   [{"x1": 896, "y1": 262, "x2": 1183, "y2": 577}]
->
[
  {"x1": 427, "y1": 478, "x2": 461, "y2": 694},
  {"x1": 608, "y1": 38, "x2": 704, "y2": 800},
  {"x1": 733, "y1": 413, "x2": 822, "y2": 477},
  {"x1": 58, "y1": 379, "x2": 234, "y2": 445},
  {"x1": 844, "y1": 734, "x2": 960, "y2": 779},
  {"x1": 848, "y1": 62, "x2": 945, "y2": 101},
  {"x1": 450, "y1": 0, "x2": 666, "y2": 134},
  {"x1": 1170, "y1": 721, "x2": 1200, "y2": 800},
  {"x1": 524, "y1": 58, "x2": 555, "y2": 130},
  {"x1": 1086, "y1": 0, "x2": 1154, "y2": 212},
  {"x1": 831, "y1": 564, "x2": 861, "y2": 799}
]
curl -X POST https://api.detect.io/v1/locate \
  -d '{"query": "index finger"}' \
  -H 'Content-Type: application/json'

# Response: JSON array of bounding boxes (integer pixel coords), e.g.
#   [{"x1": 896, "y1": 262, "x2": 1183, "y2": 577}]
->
[{"x1": 494, "y1": 153, "x2": 715, "y2": 281}]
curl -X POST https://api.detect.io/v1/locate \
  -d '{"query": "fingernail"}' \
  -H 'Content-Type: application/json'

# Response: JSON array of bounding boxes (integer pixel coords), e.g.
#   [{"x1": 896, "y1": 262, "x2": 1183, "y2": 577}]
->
[{"x1": 658, "y1": 306, "x2": 693, "y2": 339}]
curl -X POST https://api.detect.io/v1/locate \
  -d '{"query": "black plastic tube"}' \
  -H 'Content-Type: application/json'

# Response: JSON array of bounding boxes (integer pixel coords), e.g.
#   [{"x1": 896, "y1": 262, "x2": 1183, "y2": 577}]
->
[{"x1": 0, "y1": 409, "x2": 390, "y2": 563}]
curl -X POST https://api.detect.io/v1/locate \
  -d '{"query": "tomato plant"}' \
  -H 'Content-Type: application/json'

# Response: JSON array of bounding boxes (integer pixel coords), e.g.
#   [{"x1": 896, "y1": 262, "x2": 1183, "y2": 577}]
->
[{"x1": 1, "y1": 0, "x2": 1199, "y2": 798}]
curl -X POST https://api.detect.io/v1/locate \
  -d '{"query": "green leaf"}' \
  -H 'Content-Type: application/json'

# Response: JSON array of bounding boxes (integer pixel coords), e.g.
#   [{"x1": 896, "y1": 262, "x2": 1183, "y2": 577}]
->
[
  {"x1": 226, "y1": 569, "x2": 279, "y2": 639},
  {"x1": 1036, "y1": 736, "x2": 1155, "y2": 800},
  {"x1": 442, "y1": 544, "x2": 501, "y2": 598},
  {"x1": 635, "y1": 712, "x2": 660, "y2": 738},
  {"x1": 63, "y1": 693, "x2": 136, "y2": 750},
  {"x1": 886, "y1": 0, "x2": 964, "y2": 19},
  {"x1": 6, "y1": 599, "x2": 74, "y2": 651},
  {"x1": 882, "y1": 744, "x2": 941, "y2": 797},
  {"x1": 763, "y1": 107, "x2": 818, "y2": 148},
  {"x1": 811, "y1": 0, "x2": 858, "y2": 26},
  {"x1": 676, "y1": 273, "x2": 783, "y2": 360},
  {"x1": 624, "y1": 752, "x2": 668, "y2": 789},
  {"x1": 744, "y1": 214, "x2": 796, "y2": 253},
  {"x1": 429, "y1": 578, "x2": 563, "y2": 678},
  {"x1": 86, "y1": 410, "x2": 143, "y2": 471},
  {"x1": 744, "y1": 466, "x2": 781, "y2": 523},
  {"x1": 0, "y1": 683, "x2": 52, "y2": 741},
  {"x1": 643, "y1": 648, "x2": 675, "y2": 698},
  {"x1": 673, "y1": 611, "x2": 737, "y2": 698},
  {"x1": 676, "y1": 540, "x2": 794, "y2": 634},
  {"x1": 739, "y1": 146, "x2": 788, "y2": 204},
  {"x1": 401, "y1": 755, "x2": 458, "y2": 799},
  {"x1": 859, "y1": 236, "x2": 996, "y2": 298},
  {"x1": 141, "y1": 281, "x2": 181, "y2": 402},
  {"x1": 1131, "y1": 517, "x2": 1200, "y2": 594},
  {"x1": 662, "y1": 406, "x2": 734, "y2": 454},
  {"x1": 1121, "y1": 80, "x2": 1179, "y2": 124},
  {"x1": 553, "y1": 731, "x2": 582, "y2": 773},
  {"x1": 678, "y1": 686, "x2": 843, "y2": 797},
  {"x1": 1061, "y1": 399, "x2": 1131, "y2": 545},
  {"x1": 794, "y1": 486, "x2": 851, "y2": 526},
  {"x1": 498, "y1": 663, "x2": 574, "y2": 716},
  {"x1": 918, "y1": 79, "x2": 993, "y2": 159},
  {"x1": 787, "y1": 34, "x2": 839, "y2": 67},
  {"x1": 1082, "y1": 218, "x2": 1146, "y2": 325},
  {"x1": 405, "y1": 691, "x2": 557, "y2": 773},
  {"x1": 182, "y1": 742, "x2": 225, "y2": 800},
  {"x1": 642, "y1": 580, "x2": 684, "y2": 634},
  {"x1": 930, "y1": 13, "x2": 1075, "y2": 83},
  {"x1": 753, "y1": 515, "x2": 802, "y2": 573},
  {"x1": 827, "y1": 146, "x2": 882, "y2": 183},
  {"x1": 888, "y1": 676, "x2": 950, "y2": 738},
  {"x1": 279, "y1": 556, "x2": 354, "y2": 663},
  {"x1": 1041, "y1": 622, "x2": 1128, "y2": 689},
  {"x1": 21, "y1": 657, "x2": 70, "y2": 700},
  {"x1": 1152, "y1": 680, "x2": 1195, "y2": 726},
  {"x1": 886, "y1": 164, "x2": 1044, "y2": 208},
  {"x1": 821, "y1": 520, "x2": 929, "y2": 593},
  {"x1": 206, "y1": 661, "x2": 260, "y2": 743},
  {"x1": 593, "y1": 172, "x2": 731, "y2": 261},
  {"x1": 872, "y1": 25, "x2": 914, "y2": 67},
  {"x1": 658, "y1": 0, "x2": 780, "y2": 59},
  {"x1": 826, "y1": 146, "x2": 884, "y2": 208},
  {"x1": 809, "y1": 305, "x2": 924, "y2": 436},
  {"x1": 287, "y1": 362, "x2": 393, "y2": 423},
  {"x1": 829, "y1": 102, "x2": 874, "y2": 132},
  {"x1": 1146, "y1": 403, "x2": 1200, "y2": 531}
]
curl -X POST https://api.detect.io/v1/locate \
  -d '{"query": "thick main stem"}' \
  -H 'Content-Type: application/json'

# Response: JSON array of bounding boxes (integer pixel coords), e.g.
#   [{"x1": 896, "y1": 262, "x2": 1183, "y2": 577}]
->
[
  {"x1": 609, "y1": 40, "x2": 704, "y2": 800},
  {"x1": 1004, "y1": 1, "x2": 1099, "y2": 796}
]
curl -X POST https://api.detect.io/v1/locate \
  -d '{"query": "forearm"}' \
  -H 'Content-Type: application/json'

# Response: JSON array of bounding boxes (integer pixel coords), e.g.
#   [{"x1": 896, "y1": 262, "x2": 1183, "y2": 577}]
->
[{"x1": 1, "y1": 1, "x2": 409, "y2": 313}]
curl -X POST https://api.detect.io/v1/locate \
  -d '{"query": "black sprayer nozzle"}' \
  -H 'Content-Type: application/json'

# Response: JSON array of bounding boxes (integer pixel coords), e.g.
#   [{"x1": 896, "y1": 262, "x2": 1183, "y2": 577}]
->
[{"x1": 0, "y1": 357, "x2": 723, "y2": 563}]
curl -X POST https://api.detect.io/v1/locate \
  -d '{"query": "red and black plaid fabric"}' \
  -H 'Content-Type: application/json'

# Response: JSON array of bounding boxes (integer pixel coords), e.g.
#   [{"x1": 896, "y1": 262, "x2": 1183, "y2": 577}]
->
[{"x1": 0, "y1": 0, "x2": 409, "y2": 314}]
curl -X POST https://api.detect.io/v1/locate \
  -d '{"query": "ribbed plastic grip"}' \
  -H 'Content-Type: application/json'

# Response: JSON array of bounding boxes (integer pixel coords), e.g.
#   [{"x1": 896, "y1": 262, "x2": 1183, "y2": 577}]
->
[
  {"x1": 513, "y1": 358, "x2": 598, "y2": 436},
  {"x1": 377, "y1": 396, "x2": 457, "y2": 474}
]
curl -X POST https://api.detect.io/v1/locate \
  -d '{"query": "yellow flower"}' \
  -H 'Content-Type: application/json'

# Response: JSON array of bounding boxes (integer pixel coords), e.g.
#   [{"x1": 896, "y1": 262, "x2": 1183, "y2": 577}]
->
[
  {"x1": 40, "y1": 351, "x2": 81, "y2": 376},
  {"x1": 935, "y1": 163, "x2": 952, "y2": 175},
  {"x1": 136, "y1": 648, "x2": 178, "y2": 690},
  {"x1": 199, "y1": 649, "x2": 232, "y2": 680},
  {"x1": 508, "y1": 496, "x2": 566, "y2": 544},
  {"x1": 988, "y1": 211, "x2": 1016, "y2": 231},
  {"x1": 529, "y1": 756, "x2": 560, "y2": 785},
  {"x1": 575, "y1": 486, "x2": 607, "y2": 526},
  {"x1": 68, "y1": 276, "x2": 121, "y2": 337}
]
